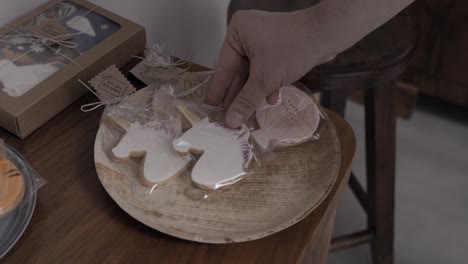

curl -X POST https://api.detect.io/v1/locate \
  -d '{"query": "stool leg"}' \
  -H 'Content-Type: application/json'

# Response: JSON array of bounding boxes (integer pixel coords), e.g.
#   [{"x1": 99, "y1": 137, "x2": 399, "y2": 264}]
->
[
  {"x1": 321, "y1": 90, "x2": 349, "y2": 117},
  {"x1": 364, "y1": 83, "x2": 396, "y2": 264}
]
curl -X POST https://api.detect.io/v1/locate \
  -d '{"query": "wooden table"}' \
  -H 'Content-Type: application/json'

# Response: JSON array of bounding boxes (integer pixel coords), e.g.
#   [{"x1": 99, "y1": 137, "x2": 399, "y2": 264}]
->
[{"x1": 0, "y1": 78, "x2": 355, "y2": 264}]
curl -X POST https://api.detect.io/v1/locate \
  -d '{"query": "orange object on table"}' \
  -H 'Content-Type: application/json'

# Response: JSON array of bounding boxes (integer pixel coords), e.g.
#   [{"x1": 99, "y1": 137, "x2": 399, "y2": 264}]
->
[{"x1": 0, "y1": 139, "x2": 25, "y2": 218}]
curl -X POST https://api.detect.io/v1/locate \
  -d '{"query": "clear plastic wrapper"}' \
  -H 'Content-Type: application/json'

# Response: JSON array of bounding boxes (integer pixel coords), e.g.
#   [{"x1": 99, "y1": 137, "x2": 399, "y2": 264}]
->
[
  {"x1": 129, "y1": 43, "x2": 215, "y2": 92},
  {"x1": 251, "y1": 84, "x2": 328, "y2": 153},
  {"x1": 100, "y1": 83, "x2": 259, "y2": 194},
  {"x1": 99, "y1": 83, "x2": 328, "y2": 192},
  {"x1": 128, "y1": 44, "x2": 189, "y2": 86},
  {"x1": 0, "y1": 140, "x2": 45, "y2": 218},
  {"x1": 0, "y1": 141, "x2": 44, "y2": 258},
  {"x1": 172, "y1": 99, "x2": 258, "y2": 190},
  {"x1": 0, "y1": 141, "x2": 44, "y2": 219},
  {"x1": 99, "y1": 53, "x2": 327, "y2": 194}
]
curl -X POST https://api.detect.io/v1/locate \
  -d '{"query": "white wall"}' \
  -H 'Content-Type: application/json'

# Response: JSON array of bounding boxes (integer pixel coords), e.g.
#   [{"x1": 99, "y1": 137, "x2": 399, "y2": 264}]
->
[{"x1": 0, "y1": 0, "x2": 229, "y2": 67}]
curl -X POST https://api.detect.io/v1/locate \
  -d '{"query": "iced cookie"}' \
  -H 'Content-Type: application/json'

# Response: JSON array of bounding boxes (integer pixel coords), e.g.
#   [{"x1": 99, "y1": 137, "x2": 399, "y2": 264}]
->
[
  {"x1": 252, "y1": 85, "x2": 321, "y2": 151},
  {"x1": 66, "y1": 16, "x2": 96, "y2": 37},
  {"x1": 108, "y1": 115, "x2": 191, "y2": 187},
  {"x1": 173, "y1": 111, "x2": 253, "y2": 190},
  {"x1": 0, "y1": 139, "x2": 25, "y2": 218},
  {"x1": 0, "y1": 59, "x2": 59, "y2": 97}
]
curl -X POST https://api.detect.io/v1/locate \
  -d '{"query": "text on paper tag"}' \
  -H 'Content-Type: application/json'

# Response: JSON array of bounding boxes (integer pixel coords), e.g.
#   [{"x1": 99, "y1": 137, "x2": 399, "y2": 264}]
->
[
  {"x1": 30, "y1": 21, "x2": 71, "y2": 43},
  {"x1": 89, "y1": 65, "x2": 136, "y2": 100}
]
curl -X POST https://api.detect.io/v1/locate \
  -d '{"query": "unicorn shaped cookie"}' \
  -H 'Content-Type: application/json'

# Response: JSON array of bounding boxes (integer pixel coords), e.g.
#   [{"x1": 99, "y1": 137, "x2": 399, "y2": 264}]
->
[
  {"x1": 0, "y1": 59, "x2": 59, "y2": 97},
  {"x1": 107, "y1": 114, "x2": 191, "y2": 187},
  {"x1": 173, "y1": 106, "x2": 253, "y2": 190}
]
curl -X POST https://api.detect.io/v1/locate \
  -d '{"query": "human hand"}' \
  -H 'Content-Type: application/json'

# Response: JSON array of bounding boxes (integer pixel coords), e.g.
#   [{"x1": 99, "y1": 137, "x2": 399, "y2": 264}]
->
[{"x1": 206, "y1": 8, "x2": 340, "y2": 128}]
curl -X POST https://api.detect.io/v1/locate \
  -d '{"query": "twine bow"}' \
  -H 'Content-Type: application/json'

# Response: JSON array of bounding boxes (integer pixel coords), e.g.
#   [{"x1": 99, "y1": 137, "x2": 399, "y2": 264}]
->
[
  {"x1": 0, "y1": 6, "x2": 100, "y2": 80},
  {"x1": 0, "y1": 28, "x2": 82, "y2": 49},
  {"x1": 79, "y1": 79, "x2": 128, "y2": 112}
]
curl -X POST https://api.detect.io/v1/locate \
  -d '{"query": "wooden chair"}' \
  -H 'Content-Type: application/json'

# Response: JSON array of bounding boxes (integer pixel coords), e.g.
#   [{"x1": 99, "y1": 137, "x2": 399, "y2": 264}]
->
[{"x1": 228, "y1": 1, "x2": 419, "y2": 264}]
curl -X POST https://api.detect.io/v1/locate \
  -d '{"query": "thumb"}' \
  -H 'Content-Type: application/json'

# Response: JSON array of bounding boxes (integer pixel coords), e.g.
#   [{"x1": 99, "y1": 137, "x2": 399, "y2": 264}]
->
[{"x1": 226, "y1": 76, "x2": 274, "y2": 128}]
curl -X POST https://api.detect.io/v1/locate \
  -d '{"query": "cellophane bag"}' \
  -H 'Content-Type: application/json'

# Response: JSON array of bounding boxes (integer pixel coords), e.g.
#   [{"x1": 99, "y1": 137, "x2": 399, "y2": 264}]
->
[
  {"x1": 250, "y1": 84, "x2": 328, "y2": 153},
  {"x1": 0, "y1": 141, "x2": 45, "y2": 219},
  {"x1": 99, "y1": 83, "x2": 260, "y2": 195}
]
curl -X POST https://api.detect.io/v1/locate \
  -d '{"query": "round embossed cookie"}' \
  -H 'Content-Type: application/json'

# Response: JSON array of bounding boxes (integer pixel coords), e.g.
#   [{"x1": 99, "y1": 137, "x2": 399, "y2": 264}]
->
[{"x1": 252, "y1": 85, "x2": 321, "y2": 151}]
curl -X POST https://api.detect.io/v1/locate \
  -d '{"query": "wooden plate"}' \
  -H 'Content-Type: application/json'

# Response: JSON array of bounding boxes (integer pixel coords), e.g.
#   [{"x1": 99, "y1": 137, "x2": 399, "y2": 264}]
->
[{"x1": 94, "y1": 89, "x2": 341, "y2": 243}]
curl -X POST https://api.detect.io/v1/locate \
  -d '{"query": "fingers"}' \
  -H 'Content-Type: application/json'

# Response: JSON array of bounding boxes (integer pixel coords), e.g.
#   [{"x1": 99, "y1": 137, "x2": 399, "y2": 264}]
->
[
  {"x1": 226, "y1": 72, "x2": 277, "y2": 128},
  {"x1": 206, "y1": 28, "x2": 244, "y2": 106},
  {"x1": 222, "y1": 58, "x2": 249, "y2": 110},
  {"x1": 266, "y1": 90, "x2": 280, "y2": 105}
]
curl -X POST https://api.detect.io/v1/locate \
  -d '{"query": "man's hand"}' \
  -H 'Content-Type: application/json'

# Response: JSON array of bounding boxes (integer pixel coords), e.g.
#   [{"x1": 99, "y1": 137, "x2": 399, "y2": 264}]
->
[
  {"x1": 206, "y1": 9, "x2": 337, "y2": 128},
  {"x1": 207, "y1": 0, "x2": 414, "y2": 128}
]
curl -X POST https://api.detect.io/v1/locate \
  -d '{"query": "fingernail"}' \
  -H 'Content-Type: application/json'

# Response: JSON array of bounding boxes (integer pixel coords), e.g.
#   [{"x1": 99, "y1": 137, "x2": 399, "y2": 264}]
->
[{"x1": 227, "y1": 112, "x2": 245, "y2": 128}]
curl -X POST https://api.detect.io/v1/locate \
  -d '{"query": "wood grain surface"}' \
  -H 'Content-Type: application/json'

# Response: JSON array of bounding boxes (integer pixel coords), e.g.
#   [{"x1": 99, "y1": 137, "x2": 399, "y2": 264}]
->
[{"x1": 0, "y1": 77, "x2": 355, "y2": 264}]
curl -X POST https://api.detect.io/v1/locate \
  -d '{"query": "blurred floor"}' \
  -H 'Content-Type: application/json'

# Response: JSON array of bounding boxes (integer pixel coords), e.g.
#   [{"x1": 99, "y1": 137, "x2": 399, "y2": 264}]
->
[{"x1": 328, "y1": 96, "x2": 468, "y2": 264}]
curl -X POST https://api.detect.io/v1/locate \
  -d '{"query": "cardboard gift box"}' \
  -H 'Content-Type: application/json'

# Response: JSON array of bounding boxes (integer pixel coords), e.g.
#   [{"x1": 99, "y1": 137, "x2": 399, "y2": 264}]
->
[{"x1": 0, "y1": 0, "x2": 146, "y2": 138}]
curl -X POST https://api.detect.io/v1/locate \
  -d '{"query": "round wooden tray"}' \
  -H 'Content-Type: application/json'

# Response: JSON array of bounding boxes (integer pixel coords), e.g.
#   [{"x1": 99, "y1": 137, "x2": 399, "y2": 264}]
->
[{"x1": 94, "y1": 89, "x2": 341, "y2": 243}]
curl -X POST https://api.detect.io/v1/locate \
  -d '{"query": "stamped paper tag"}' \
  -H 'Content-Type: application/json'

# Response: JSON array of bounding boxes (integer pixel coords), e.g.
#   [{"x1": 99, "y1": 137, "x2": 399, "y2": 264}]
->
[
  {"x1": 89, "y1": 65, "x2": 136, "y2": 100},
  {"x1": 30, "y1": 21, "x2": 71, "y2": 43}
]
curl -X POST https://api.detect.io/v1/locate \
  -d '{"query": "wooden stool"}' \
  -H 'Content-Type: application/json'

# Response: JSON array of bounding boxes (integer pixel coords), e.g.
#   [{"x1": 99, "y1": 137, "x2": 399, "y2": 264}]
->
[{"x1": 228, "y1": 1, "x2": 419, "y2": 264}]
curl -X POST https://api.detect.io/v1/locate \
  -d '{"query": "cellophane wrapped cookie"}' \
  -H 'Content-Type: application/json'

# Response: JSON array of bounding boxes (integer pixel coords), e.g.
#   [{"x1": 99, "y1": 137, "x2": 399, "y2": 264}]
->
[
  {"x1": 101, "y1": 85, "x2": 190, "y2": 190},
  {"x1": 100, "y1": 83, "x2": 260, "y2": 194},
  {"x1": 171, "y1": 99, "x2": 258, "y2": 191},
  {"x1": 251, "y1": 85, "x2": 328, "y2": 153},
  {"x1": 99, "y1": 59, "x2": 327, "y2": 194},
  {"x1": 0, "y1": 139, "x2": 45, "y2": 219}
]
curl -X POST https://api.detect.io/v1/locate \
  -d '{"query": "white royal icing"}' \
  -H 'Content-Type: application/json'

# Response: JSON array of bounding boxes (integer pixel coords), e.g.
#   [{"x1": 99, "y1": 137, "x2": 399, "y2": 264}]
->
[
  {"x1": 0, "y1": 59, "x2": 59, "y2": 97},
  {"x1": 112, "y1": 121, "x2": 191, "y2": 185},
  {"x1": 66, "y1": 16, "x2": 96, "y2": 37},
  {"x1": 173, "y1": 118, "x2": 253, "y2": 190}
]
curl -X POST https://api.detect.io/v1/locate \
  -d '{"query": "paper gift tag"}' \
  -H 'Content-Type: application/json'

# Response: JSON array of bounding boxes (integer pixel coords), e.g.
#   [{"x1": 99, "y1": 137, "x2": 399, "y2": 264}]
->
[
  {"x1": 30, "y1": 21, "x2": 71, "y2": 43},
  {"x1": 89, "y1": 65, "x2": 136, "y2": 100},
  {"x1": 129, "y1": 61, "x2": 185, "y2": 85},
  {"x1": 129, "y1": 62, "x2": 158, "y2": 85}
]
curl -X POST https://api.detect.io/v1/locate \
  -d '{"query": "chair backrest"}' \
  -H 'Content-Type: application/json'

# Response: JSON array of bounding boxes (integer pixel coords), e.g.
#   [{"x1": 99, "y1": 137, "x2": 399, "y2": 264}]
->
[{"x1": 228, "y1": 0, "x2": 321, "y2": 23}]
